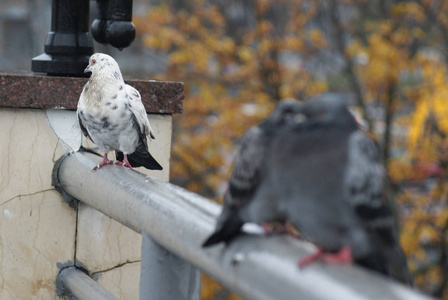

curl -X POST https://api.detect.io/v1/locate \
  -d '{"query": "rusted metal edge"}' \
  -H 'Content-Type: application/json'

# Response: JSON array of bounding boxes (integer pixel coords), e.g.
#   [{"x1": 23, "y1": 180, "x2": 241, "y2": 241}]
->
[{"x1": 0, "y1": 72, "x2": 184, "y2": 114}]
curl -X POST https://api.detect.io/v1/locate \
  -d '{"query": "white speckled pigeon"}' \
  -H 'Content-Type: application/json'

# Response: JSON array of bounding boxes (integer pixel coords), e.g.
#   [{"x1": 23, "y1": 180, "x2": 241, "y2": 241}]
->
[
  {"x1": 255, "y1": 94, "x2": 412, "y2": 284},
  {"x1": 202, "y1": 99, "x2": 302, "y2": 247},
  {"x1": 77, "y1": 53, "x2": 163, "y2": 171}
]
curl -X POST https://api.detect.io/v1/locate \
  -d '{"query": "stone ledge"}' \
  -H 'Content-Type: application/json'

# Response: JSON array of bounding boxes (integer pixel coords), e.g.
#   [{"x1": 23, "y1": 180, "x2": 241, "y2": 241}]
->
[{"x1": 0, "y1": 72, "x2": 184, "y2": 114}]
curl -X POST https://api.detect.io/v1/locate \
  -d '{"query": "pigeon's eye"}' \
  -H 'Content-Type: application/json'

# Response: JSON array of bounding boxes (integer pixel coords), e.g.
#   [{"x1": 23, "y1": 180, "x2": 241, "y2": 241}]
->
[{"x1": 92, "y1": 59, "x2": 96, "y2": 65}]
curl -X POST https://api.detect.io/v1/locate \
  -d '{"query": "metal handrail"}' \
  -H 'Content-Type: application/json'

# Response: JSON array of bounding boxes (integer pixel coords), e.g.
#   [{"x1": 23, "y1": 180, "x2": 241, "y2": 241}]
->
[
  {"x1": 54, "y1": 151, "x2": 433, "y2": 300},
  {"x1": 57, "y1": 267, "x2": 119, "y2": 300}
]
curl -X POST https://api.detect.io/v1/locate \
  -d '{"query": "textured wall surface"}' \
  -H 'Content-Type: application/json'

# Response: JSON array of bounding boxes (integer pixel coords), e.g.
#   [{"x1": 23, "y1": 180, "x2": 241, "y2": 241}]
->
[{"x1": 0, "y1": 108, "x2": 172, "y2": 299}]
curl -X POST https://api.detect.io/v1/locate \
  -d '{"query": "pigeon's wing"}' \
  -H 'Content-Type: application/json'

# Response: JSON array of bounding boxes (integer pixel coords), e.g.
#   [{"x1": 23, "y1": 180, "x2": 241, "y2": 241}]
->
[
  {"x1": 345, "y1": 131, "x2": 388, "y2": 227},
  {"x1": 203, "y1": 126, "x2": 266, "y2": 247},
  {"x1": 226, "y1": 126, "x2": 265, "y2": 208},
  {"x1": 115, "y1": 85, "x2": 162, "y2": 170},
  {"x1": 346, "y1": 131, "x2": 412, "y2": 285},
  {"x1": 125, "y1": 85, "x2": 155, "y2": 140},
  {"x1": 77, "y1": 110, "x2": 93, "y2": 142}
]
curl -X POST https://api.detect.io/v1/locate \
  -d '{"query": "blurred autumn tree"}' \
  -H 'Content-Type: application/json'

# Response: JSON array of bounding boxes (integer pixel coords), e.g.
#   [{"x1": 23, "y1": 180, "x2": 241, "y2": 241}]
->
[{"x1": 135, "y1": 0, "x2": 448, "y2": 298}]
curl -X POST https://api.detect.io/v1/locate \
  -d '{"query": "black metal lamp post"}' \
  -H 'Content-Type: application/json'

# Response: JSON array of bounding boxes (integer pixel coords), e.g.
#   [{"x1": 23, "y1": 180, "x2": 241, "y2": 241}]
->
[
  {"x1": 32, "y1": 0, "x2": 135, "y2": 76},
  {"x1": 32, "y1": 0, "x2": 93, "y2": 76},
  {"x1": 91, "y1": 0, "x2": 135, "y2": 50}
]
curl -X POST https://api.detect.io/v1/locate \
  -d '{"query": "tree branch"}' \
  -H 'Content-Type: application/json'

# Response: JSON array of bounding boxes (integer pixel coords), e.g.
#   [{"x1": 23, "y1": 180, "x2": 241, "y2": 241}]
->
[
  {"x1": 415, "y1": 0, "x2": 448, "y2": 52},
  {"x1": 382, "y1": 82, "x2": 396, "y2": 171},
  {"x1": 327, "y1": 0, "x2": 372, "y2": 130}
]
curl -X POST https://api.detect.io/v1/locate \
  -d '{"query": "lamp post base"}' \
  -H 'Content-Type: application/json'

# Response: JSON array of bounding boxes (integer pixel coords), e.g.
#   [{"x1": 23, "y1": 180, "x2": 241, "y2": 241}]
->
[{"x1": 32, "y1": 53, "x2": 91, "y2": 76}]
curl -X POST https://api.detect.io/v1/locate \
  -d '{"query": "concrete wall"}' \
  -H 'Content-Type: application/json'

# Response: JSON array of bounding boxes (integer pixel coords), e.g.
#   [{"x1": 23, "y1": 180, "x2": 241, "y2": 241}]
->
[{"x1": 0, "y1": 108, "x2": 172, "y2": 299}]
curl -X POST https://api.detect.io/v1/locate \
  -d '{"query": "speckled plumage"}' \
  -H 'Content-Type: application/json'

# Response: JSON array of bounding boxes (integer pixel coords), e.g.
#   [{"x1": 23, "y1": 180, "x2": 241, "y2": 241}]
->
[{"x1": 77, "y1": 53, "x2": 162, "y2": 170}]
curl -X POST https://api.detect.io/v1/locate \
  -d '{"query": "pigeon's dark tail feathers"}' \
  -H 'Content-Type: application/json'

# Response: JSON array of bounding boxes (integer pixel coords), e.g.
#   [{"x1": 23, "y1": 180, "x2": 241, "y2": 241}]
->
[
  {"x1": 202, "y1": 211, "x2": 244, "y2": 247},
  {"x1": 384, "y1": 244, "x2": 414, "y2": 286},
  {"x1": 356, "y1": 246, "x2": 413, "y2": 286},
  {"x1": 356, "y1": 240, "x2": 413, "y2": 286},
  {"x1": 355, "y1": 252, "x2": 389, "y2": 277},
  {"x1": 116, "y1": 140, "x2": 163, "y2": 170}
]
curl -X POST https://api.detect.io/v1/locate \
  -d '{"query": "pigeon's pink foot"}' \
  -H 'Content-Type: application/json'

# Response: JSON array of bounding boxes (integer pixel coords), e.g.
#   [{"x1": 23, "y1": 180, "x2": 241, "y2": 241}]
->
[
  {"x1": 321, "y1": 246, "x2": 352, "y2": 264},
  {"x1": 121, "y1": 154, "x2": 133, "y2": 169},
  {"x1": 298, "y1": 247, "x2": 325, "y2": 268},
  {"x1": 298, "y1": 246, "x2": 352, "y2": 268},
  {"x1": 92, "y1": 154, "x2": 112, "y2": 170}
]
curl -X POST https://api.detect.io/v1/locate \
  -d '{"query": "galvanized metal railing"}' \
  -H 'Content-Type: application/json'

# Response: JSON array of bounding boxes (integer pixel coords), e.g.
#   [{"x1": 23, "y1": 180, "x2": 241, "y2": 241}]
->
[{"x1": 53, "y1": 151, "x2": 433, "y2": 300}]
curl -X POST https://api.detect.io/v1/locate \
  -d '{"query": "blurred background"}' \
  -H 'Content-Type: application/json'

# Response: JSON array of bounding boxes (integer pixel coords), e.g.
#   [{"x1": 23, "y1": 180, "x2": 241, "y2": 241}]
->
[{"x1": 2, "y1": 0, "x2": 448, "y2": 298}]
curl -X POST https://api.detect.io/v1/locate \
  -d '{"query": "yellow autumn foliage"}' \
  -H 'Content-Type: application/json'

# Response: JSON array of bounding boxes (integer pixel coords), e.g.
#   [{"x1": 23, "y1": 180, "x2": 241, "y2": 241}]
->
[{"x1": 136, "y1": 0, "x2": 448, "y2": 298}]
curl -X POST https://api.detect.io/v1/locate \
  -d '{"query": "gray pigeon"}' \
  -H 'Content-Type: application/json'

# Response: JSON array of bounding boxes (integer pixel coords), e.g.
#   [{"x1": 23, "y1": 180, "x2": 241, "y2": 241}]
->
[
  {"x1": 77, "y1": 53, "x2": 162, "y2": 170},
  {"x1": 202, "y1": 99, "x2": 302, "y2": 247},
  {"x1": 254, "y1": 95, "x2": 412, "y2": 284}
]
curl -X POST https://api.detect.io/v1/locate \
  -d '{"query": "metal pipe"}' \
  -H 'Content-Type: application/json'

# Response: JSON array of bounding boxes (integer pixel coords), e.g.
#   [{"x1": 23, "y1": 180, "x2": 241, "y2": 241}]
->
[
  {"x1": 140, "y1": 231, "x2": 200, "y2": 300},
  {"x1": 58, "y1": 267, "x2": 119, "y2": 300},
  {"x1": 54, "y1": 152, "x2": 433, "y2": 300}
]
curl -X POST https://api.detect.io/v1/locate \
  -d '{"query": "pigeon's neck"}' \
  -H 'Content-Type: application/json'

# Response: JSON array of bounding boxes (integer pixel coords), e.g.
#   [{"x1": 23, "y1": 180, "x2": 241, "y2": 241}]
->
[
  {"x1": 82, "y1": 72, "x2": 125, "y2": 109},
  {"x1": 90, "y1": 76, "x2": 123, "y2": 93}
]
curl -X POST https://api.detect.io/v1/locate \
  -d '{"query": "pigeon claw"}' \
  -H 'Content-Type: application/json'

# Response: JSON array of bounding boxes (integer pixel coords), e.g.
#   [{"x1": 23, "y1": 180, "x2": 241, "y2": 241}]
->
[
  {"x1": 120, "y1": 154, "x2": 133, "y2": 169},
  {"x1": 113, "y1": 160, "x2": 132, "y2": 169},
  {"x1": 92, "y1": 160, "x2": 112, "y2": 170},
  {"x1": 298, "y1": 245, "x2": 352, "y2": 268},
  {"x1": 112, "y1": 155, "x2": 133, "y2": 169},
  {"x1": 122, "y1": 161, "x2": 133, "y2": 169},
  {"x1": 92, "y1": 154, "x2": 112, "y2": 170}
]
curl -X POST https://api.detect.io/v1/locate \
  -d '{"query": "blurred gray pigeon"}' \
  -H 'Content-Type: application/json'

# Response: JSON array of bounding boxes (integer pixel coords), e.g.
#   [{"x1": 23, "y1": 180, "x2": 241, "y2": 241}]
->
[
  {"x1": 202, "y1": 99, "x2": 302, "y2": 247},
  {"x1": 256, "y1": 94, "x2": 412, "y2": 284},
  {"x1": 77, "y1": 53, "x2": 163, "y2": 171}
]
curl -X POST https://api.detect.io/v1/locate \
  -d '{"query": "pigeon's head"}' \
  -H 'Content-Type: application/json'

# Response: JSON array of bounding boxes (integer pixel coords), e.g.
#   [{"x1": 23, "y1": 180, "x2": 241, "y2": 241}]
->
[
  {"x1": 84, "y1": 53, "x2": 122, "y2": 80},
  {"x1": 298, "y1": 94, "x2": 357, "y2": 127},
  {"x1": 269, "y1": 98, "x2": 303, "y2": 127}
]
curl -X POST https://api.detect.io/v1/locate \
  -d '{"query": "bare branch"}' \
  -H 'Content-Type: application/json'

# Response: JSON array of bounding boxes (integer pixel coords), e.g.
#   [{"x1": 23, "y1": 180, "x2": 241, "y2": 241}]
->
[
  {"x1": 326, "y1": 0, "x2": 373, "y2": 130},
  {"x1": 415, "y1": 0, "x2": 448, "y2": 51}
]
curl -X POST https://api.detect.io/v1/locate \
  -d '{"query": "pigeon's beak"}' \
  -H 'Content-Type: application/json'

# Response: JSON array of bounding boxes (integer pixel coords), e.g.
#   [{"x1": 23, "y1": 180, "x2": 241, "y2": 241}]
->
[{"x1": 84, "y1": 64, "x2": 91, "y2": 74}]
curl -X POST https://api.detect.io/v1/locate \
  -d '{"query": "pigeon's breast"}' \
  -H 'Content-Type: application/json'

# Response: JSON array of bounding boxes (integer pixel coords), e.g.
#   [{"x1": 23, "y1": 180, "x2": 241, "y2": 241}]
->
[{"x1": 79, "y1": 103, "x2": 139, "y2": 153}]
